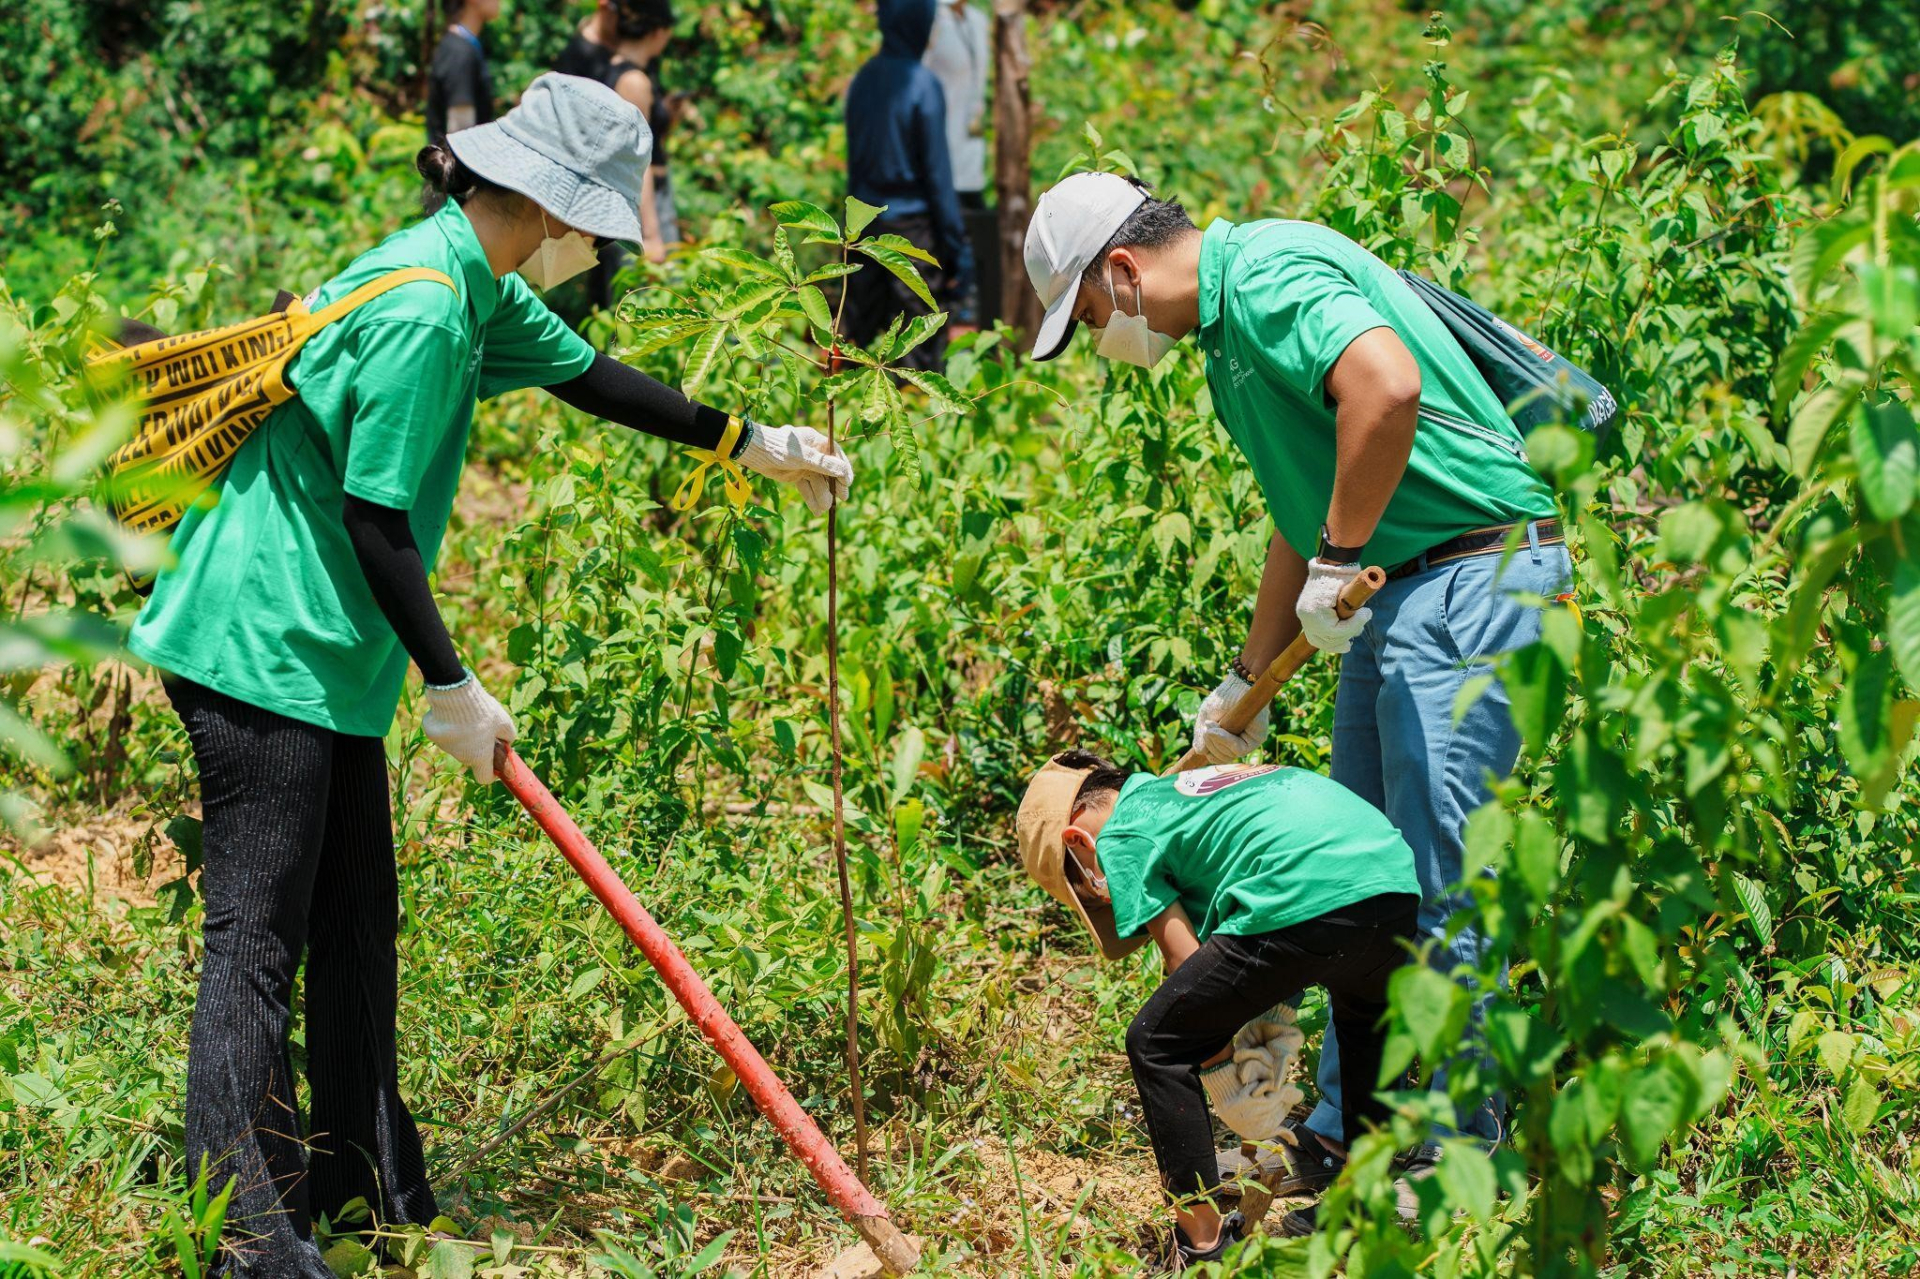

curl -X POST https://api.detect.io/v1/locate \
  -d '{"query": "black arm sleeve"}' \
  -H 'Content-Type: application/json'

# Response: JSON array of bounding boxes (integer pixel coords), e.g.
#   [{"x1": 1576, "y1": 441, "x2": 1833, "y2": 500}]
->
[
  {"x1": 342, "y1": 494, "x2": 466, "y2": 688},
  {"x1": 546, "y1": 353, "x2": 744, "y2": 454}
]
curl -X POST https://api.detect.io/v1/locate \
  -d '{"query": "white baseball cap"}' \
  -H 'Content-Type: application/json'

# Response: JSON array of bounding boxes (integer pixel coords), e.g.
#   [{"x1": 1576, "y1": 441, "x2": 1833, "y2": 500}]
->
[{"x1": 1025, "y1": 172, "x2": 1149, "y2": 361}]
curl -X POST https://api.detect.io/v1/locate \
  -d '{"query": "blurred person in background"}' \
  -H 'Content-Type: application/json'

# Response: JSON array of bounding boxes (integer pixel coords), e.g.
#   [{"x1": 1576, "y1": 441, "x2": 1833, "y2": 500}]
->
[
  {"x1": 424, "y1": 0, "x2": 500, "y2": 144},
  {"x1": 844, "y1": 0, "x2": 976, "y2": 370},
  {"x1": 923, "y1": 0, "x2": 995, "y2": 325},
  {"x1": 555, "y1": 0, "x2": 679, "y2": 302}
]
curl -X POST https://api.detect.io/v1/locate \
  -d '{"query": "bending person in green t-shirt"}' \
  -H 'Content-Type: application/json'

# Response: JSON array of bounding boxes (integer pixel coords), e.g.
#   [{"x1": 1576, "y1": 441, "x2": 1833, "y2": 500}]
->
[
  {"x1": 1017, "y1": 752, "x2": 1422, "y2": 1261},
  {"x1": 124, "y1": 75, "x2": 851, "y2": 1278},
  {"x1": 1021, "y1": 173, "x2": 1571, "y2": 1163}
]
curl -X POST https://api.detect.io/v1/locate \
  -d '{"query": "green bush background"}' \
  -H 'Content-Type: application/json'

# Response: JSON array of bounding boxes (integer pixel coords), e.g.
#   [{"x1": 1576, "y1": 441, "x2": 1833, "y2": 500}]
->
[{"x1": 2, "y1": 1, "x2": 1918, "y2": 1276}]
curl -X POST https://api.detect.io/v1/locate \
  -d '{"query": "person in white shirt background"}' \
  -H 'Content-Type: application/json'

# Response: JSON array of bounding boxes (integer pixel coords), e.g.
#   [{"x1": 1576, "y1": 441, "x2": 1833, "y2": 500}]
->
[{"x1": 923, "y1": 0, "x2": 995, "y2": 326}]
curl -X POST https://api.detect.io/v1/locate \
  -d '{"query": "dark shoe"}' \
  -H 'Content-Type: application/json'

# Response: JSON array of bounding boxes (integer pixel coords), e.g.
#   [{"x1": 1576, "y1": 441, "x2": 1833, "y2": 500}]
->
[
  {"x1": 1175, "y1": 1210, "x2": 1246, "y2": 1268},
  {"x1": 1278, "y1": 1201, "x2": 1317, "y2": 1237}
]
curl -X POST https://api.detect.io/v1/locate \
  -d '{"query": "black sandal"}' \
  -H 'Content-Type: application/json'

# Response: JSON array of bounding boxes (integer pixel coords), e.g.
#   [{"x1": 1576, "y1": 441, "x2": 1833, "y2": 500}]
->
[{"x1": 1217, "y1": 1116, "x2": 1345, "y2": 1198}]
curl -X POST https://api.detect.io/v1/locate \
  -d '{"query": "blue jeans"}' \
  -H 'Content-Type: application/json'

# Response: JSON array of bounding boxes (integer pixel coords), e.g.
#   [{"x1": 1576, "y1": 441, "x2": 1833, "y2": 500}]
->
[{"x1": 1303, "y1": 527, "x2": 1571, "y2": 1146}]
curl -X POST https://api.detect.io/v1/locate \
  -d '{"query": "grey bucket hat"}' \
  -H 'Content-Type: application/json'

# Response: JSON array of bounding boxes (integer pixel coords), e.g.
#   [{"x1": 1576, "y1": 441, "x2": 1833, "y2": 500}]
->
[{"x1": 447, "y1": 72, "x2": 653, "y2": 244}]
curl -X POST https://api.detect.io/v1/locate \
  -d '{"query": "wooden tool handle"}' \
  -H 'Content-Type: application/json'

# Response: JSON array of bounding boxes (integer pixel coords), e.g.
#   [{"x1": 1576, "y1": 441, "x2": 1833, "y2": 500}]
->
[{"x1": 1167, "y1": 565, "x2": 1386, "y2": 775}]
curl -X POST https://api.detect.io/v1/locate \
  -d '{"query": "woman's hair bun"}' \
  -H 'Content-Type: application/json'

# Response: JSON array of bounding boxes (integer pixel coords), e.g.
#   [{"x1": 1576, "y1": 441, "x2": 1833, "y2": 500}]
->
[{"x1": 415, "y1": 144, "x2": 461, "y2": 193}]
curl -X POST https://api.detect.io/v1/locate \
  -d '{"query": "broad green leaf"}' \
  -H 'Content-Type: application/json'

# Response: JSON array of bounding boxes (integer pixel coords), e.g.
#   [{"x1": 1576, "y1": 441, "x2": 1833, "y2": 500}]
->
[
  {"x1": 1512, "y1": 809, "x2": 1560, "y2": 903},
  {"x1": 1391, "y1": 965, "x2": 1468, "y2": 1068},
  {"x1": 1850, "y1": 397, "x2": 1920, "y2": 522},
  {"x1": 803, "y1": 261, "x2": 863, "y2": 284},
  {"x1": 890, "y1": 725, "x2": 925, "y2": 806},
  {"x1": 892, "y1": 311, "x2": 949, "y2": 359},
  {"x1": 1619, "y1": 1054, "x2": 1696, "y2": 1168},
  {"x1": 425, "y1": 1240, "x2": 476, "y2": 1279},
  {"x1": 679, "y1": 323, "x2": 728, "y2": 394},
  {"x1": 845, "y1": 196, "x2": 885, "y2": 241},
  {"x1": 796, "y1": 284, "x2": 835, "y2": 338},
  {"x1": 1816, "y1": 1029, "x2": 1856, "y2": 1079},
  {"x1": 893, "y1": 366, "x2": 968, "y2": 417},
  {"x1": 769, "y1": 200, "x2": 841, "y2": 243},
  {"x1": 1501, "y1": 641, "x2": 1565, "y2": 758},
  {"x1": 322, "y1": 1239, "x2": 379, "y2": 1277},
  {"x1": 859, "y1": 232, "x2": 940, "y2": 264},
  {"x1": 700, "y1": 246, "x2": 789, "y2": 280},
  {"x1": 854, "y1": 242, "x2": 937, "y2": 310},
  {"x1": 1843, "y1": 1074, "x2": 1882, "y2": 1135},
  {"x1": 1433, "y1": 1142, "x2": 1497, "y2": 1222}
]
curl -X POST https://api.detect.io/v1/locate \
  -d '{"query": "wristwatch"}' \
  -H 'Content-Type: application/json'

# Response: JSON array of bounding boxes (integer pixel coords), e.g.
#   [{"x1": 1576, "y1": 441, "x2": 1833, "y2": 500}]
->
[{"x1": 1317, "y1": 524, "x2": 1365, "y2": 565}]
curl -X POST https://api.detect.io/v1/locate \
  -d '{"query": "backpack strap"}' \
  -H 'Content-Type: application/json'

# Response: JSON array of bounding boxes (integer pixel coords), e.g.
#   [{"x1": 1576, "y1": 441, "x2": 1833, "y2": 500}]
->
[{"x1": 306, "y1": 266, "x2": 458, "y2": 329}]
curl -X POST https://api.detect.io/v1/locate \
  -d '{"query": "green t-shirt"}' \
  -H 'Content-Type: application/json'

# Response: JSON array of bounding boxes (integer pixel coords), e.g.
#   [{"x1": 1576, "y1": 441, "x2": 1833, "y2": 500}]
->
[
  {"x1": 1098, "y1": 764, "x2": 1420, "y2": 944},
  {"x1": 1196, "y1": 218, "x2": 1556, "y2": 568},
  {"x1": 128, "y1": 200, "x2": 596, "y2": 736}
]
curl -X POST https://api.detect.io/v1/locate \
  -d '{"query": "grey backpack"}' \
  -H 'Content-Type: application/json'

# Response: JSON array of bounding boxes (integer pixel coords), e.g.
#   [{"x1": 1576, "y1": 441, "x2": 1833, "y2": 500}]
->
[{"x1": 1399, "y1": 271, "x2": 1619, "y2": 442}]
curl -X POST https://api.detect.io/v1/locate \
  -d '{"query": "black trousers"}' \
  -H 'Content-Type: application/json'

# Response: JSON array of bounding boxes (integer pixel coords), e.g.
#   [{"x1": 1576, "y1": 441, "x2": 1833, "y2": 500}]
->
[
  {"x1": 1124, "y1": 892, "x2": 1419, "y2": 1204},
  {"x1": 167, "y1": 677, "x2": 435, "y2": 1277}
]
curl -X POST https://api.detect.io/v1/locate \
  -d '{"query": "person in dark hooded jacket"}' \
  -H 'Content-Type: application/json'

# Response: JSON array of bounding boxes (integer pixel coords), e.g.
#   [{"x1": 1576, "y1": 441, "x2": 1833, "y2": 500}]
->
[{"x1": 843, "y1": 0, "x2": 977, "y2": 370}]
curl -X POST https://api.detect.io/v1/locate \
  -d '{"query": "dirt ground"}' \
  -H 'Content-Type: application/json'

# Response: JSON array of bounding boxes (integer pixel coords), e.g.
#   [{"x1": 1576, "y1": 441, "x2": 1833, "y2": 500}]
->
[{"x1": 2, "y1": 805, "x2": 187, "y2": 908}]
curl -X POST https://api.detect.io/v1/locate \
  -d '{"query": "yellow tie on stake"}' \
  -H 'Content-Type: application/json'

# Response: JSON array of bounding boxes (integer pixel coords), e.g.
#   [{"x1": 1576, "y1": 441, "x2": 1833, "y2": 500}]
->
[{"x1": 670, "y1": 415, "x2": 753, "y2": 512}]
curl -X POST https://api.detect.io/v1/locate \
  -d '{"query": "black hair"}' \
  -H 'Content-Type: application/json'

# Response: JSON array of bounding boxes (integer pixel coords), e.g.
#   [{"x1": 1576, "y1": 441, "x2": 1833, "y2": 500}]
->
[
  {"x1": 1054, "y1": 750, "x2": 1131, "y2": 815},
  {"x1": 1080, "y1": 179, "x2": 1199, "y2": 288},
  {"x1": 414, "y1": 143, "x2": 514, "y2": 216},
  {"x1": 614, "y1": 0, "x2": 674, "y2": 38}
]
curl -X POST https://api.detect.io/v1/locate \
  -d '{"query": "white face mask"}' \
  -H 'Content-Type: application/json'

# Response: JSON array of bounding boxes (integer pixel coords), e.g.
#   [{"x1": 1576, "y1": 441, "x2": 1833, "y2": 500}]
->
[
  {"x1": 1095, "y1": 262, "x2": 1178, "y2": 369},
  {"x1": 518, "y1": 213, "x2": 600, "y2": 290}
]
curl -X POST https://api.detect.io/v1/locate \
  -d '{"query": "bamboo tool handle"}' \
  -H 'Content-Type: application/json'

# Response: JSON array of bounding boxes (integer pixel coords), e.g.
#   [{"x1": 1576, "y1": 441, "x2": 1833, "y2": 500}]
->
[
  {"x1": 1167, "y1": 565, "x2": 1387, "y2": 775},
  {"x1": 494, "y1": 745, "x2": 921, "y2": 1275}
]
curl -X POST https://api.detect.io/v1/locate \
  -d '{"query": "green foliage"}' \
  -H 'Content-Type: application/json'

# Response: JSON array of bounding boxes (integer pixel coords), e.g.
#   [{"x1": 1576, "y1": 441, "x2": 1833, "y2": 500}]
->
[{"x1": 3, "y1": 5, "x2": 1920, "y2": 1277}]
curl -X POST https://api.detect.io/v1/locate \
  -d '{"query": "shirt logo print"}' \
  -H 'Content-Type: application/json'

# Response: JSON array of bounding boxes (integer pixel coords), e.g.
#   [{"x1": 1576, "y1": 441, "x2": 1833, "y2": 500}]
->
[
  {"x1": 1174, "y1": 762, "x2": 1281, "y2": 796},
  {"x1": 1230, "y1": 355, "x2": 1256, "y2": 389}
]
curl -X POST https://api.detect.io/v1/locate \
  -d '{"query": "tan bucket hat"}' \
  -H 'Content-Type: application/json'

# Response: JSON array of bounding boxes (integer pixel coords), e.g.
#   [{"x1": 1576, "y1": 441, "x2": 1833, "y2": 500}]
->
[{"x1": 1016, "y1": 754, "x2": 1150, "y2": 961}]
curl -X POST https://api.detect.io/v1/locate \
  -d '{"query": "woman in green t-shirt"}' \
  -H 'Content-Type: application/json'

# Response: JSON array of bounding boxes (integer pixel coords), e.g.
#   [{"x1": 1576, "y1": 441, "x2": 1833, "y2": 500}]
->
[
  {"x1": 127, "y1": 74, "x2": 851, "y2": 1277},
  {"x1": 1016, "y1": 751, "x2": 1422, "y2": 1262}
]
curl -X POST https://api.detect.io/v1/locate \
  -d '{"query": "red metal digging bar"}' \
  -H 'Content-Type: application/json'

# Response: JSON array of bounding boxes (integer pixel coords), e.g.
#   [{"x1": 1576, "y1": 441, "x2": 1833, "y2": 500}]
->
[{"x1": 494, "y1": 744, "x2": 920, "y2": 1275}]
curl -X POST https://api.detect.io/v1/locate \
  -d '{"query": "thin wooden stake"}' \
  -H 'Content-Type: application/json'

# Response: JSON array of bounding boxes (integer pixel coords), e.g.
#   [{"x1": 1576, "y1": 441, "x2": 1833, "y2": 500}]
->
[{"x1": 825, "y1": 344, "x2": 871, "y2": 1182}]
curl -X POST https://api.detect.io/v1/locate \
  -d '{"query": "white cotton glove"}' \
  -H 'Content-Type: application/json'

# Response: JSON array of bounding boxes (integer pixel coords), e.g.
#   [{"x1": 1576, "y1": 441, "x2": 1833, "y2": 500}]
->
[
  {"x1": 1233, "y1": 1004, "x2": 1307, "y2": 1083},
  {"x1": 1201, "y1": 1043, "x2": 1306, "y2": 1143},
  {"x1": 1296, "y1": 558, "x2": 1373, "y2": 655},
  {"x1": 738, "y1": 423, "x2": 854, "y2": 514},
  {"x1": 1190, "y1": 672, "x2": 1270, "y2": 766},
  {"x1": 423, "y1": 671, "x2": 516, "y2": 784}
]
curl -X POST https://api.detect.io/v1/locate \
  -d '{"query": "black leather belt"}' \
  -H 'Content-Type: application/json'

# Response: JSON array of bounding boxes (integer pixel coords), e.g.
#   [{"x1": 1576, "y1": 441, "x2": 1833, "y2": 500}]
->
[{"x1": 1386, "y1": 519, "x2": 1563, "y2": 581}]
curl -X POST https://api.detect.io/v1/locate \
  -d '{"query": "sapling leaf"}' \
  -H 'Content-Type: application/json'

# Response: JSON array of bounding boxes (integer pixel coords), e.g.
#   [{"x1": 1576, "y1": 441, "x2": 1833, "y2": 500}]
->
[
  {"x1": 803, "y1": 261, "x2": 862, "y2": 284},
  {"x1": 797, "y1": 285, "x2": 835, "y2": 338},
  {"x1": 680, "y1": 324, "x2": 728, "y2": 394},
  {"x1": 893, "y1": 366, "x2": 967, "y2": 417},
  {"x1": 701, "y1": 246, "x2": 788, "y2": 280},
  {"x1": 770, "y1": 200, "x2": 841, "y2": 244},
  {"x1": 853, "y1": 242, "x2": 937, "y2": 310},
  {"x1": 845, "y1": 196, "x2": 885, "y2": 241},
  {"x1": 859, "y1": 232, "x2": 939, "y2": 265}
]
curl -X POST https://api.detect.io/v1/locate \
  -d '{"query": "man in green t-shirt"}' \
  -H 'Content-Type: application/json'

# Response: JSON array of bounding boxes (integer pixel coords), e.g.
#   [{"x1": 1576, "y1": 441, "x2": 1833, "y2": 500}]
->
[
  {"x1": 1021, "y1": 173, "x2": 1573, "y2": 1155},
  {"x1": 1016, "y1": 751, "x2": 1420, "y2": 1260}
]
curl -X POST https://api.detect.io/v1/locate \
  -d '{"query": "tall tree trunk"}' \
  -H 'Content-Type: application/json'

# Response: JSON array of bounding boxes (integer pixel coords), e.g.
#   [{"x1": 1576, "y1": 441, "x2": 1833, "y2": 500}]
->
[{"x1": 992, "y1": 0, "x2": 1041, "y2": 341}]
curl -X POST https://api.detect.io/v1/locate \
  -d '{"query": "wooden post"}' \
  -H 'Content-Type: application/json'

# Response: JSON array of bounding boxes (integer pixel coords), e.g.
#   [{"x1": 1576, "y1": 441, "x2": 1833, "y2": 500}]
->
[{"x1": 992, "y1": 0, "x2": 1041, "y2": 341}]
